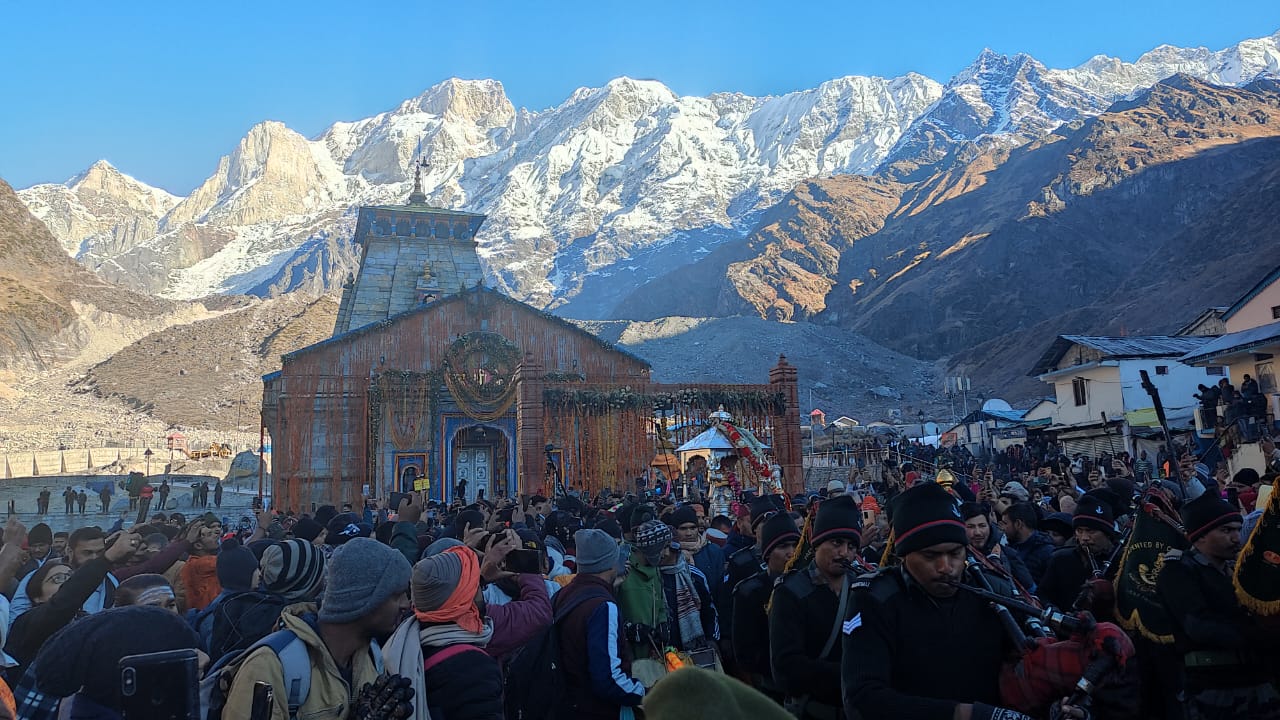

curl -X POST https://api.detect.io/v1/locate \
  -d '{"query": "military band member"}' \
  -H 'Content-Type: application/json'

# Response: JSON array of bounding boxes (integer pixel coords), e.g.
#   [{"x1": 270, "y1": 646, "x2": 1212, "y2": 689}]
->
[
  {"x1": 731, "y1": 510, "x2": 801, "y2": 701},
  {"x1": 770, "y1": 495, "x2": 863, "y2": 720},
  {"x1": 1157, "y1": 491, "x2": 1280, "y2": 720}
]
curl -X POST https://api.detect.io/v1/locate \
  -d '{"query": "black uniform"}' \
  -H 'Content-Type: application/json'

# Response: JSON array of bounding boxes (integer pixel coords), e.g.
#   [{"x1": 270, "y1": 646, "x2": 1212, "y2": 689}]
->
[
  {"x1": 725, "y1": 545, "x2": 764, "y2": 600},
  {"x1": 842, "y1": 566, "x2": 1015, "y2": 720},
  {"x1": 730, "y1": 569, "x2": 782, "y2": 698},
  {"x1": 768, "y1": 562, "x2": 851, "y2": 719},
  {"x1": 1156, "y1": 548, "x2": 1280, "y2": 720},
  {"x1": 1036, "y1": 544, "x2": 1107, "y2": 611}
]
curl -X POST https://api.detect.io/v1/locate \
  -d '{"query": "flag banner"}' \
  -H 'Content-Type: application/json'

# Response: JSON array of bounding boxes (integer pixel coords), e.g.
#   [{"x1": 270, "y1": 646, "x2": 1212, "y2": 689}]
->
[
  {"x1": 1114, "y1": 487, "x2": 1187, "y2": 643},
  {"x1": 1235, "y1": 479, "x2": 1280, "y2": 616}
]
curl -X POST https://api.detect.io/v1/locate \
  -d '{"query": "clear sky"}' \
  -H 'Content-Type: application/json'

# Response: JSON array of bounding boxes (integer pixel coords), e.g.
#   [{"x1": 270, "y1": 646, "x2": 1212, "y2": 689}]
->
[{"x1": 2, "y1": 0, "x2": 1278, "y2": 195}]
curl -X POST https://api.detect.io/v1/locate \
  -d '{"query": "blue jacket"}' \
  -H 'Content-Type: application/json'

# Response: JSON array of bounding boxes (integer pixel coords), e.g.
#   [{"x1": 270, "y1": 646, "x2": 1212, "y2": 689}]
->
[{"x1": 1009, "y1": 531, "x2": 1056, "y2": 586}]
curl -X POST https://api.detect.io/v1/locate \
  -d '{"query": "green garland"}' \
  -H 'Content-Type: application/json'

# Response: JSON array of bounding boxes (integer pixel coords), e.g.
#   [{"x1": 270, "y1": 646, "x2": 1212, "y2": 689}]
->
[{"x1": 543, "y1": 386, "x2": 787, "y2": 416}]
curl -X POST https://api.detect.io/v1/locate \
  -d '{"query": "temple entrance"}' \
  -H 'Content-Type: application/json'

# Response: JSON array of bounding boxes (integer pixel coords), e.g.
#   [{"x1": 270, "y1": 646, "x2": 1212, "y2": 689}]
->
[{"x1": 450, "y1": 425, "x2": 510, "y2": 503}]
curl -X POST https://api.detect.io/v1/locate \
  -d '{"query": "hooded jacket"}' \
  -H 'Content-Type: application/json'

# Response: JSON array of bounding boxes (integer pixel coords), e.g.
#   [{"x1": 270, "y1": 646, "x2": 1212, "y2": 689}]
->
[{"x1": 222, "y1": 603, "x2": 381, "y2": 720}]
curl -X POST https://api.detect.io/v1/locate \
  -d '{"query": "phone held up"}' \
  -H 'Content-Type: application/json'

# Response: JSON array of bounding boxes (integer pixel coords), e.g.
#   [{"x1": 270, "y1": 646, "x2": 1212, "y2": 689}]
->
[{"x1": 119, "y1": 649, "x2": 200, "y2": 720}]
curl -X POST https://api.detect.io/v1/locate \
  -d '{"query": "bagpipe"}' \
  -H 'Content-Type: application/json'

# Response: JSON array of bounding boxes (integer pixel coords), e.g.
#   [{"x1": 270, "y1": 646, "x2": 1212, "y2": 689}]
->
[
  {"x1": 950, "y1": 569, "x2": 1140, "y2": 719},
  {"x1": 1234, "y1": 478, "x2": 1280, "y2": 617}
]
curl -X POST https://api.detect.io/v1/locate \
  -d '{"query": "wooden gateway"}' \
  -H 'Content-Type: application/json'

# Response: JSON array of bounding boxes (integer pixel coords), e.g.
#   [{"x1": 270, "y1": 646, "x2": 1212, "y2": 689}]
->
[{"x1": 260, "y1": 171, "x2": 802, "y2": 511}]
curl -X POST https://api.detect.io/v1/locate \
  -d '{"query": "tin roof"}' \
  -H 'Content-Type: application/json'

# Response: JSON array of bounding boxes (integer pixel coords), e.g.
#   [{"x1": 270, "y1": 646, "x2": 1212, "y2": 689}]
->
[
  {"x1": 1029, "y1": 335, "x2": 1212, "y2": 376},
  {"x1": 1179, "y1": 319, "x2": 1280, "y2": 365}
]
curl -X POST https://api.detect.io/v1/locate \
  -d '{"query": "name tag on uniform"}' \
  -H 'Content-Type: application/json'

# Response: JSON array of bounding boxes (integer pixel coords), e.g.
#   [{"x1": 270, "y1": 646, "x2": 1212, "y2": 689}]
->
[{"x1": 842, "y1": 613, "x2": 862, "y2": 635}]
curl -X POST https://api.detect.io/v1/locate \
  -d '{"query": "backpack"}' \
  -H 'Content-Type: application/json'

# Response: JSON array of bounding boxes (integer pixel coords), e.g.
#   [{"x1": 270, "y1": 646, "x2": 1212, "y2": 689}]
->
[
  {"x1": 503, "y1": 588, "x2": 611, "y2": 720},
  {"x1": 199, "y1": 628, "x2": 383, "y2": 720}
]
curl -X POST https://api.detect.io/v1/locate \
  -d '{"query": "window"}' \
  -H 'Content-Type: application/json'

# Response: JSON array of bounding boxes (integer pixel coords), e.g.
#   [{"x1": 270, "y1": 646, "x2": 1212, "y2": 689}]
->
[
  {"x1": 1072, "y1": 377, "x2": 1088, "y2": 407},
  {"x1": 1155, "y1": 365, "x2": 1169, "y2": 375},
  {"x1": 1205, "y1": 366, "x2": 1225, "y2": 376},
  {"x1": 1271, "y1": 305, "x2": 1280, "y2": 320}
]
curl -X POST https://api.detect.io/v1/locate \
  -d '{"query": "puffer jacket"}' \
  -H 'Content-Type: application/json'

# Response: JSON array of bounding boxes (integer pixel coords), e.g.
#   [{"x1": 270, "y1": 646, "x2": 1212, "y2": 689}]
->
[
  {"x1": 480, "y1": 573, "x2": 551, "y2": 661},
  {"x1": 222, "y1": 604, "x2": 381, "y2": 720}
]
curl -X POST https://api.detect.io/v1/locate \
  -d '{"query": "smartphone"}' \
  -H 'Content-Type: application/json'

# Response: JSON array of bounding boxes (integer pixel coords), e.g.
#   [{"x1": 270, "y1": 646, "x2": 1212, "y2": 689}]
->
[
  {"x1": 120, "y1": 649, "x2": 200, "y2": 720},
  {"x1": 388, "y1": 491, "x2": 408, "y2": 511},
  {"x1": 249, "y1": 682, "x2": 274, "y2": 720},
  {"x1": 506, "y1": 548, "x2": 542, "y2": 574}
]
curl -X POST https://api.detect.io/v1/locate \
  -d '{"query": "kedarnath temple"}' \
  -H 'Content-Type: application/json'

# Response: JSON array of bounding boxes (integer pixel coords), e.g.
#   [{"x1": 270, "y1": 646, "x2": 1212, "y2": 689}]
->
[{"x1": 261, "y1": 168, "x2": 803, "y2": 511}]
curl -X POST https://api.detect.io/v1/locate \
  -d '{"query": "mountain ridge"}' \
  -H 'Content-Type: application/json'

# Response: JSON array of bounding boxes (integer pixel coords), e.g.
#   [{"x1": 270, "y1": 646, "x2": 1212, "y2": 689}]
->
[{"x1": 21, "y1": 29, "x2": 1280, "y2": 316}]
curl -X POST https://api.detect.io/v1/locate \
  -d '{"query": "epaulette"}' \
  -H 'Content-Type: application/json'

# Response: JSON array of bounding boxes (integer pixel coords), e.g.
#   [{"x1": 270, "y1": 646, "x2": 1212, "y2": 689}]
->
[
  {"x1": 855, "y1": 566, "x2": 904, "y2": 604},
  {"x1": 778, "y1": 566, "x2": 815, "y2": 599}
]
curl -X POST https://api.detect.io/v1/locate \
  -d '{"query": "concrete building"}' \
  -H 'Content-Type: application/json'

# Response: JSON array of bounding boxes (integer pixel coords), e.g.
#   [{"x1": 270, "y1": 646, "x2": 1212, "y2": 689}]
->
[
  {"x1": 1029, "y1": 335, "x2": 1215, "y2": 457},
  {"x1": 1179, "y1": 264, "x2": 1280, "y2": 475}
]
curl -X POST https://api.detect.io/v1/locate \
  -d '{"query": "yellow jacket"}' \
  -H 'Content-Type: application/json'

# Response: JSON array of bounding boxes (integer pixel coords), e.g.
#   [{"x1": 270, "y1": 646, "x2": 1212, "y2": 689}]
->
[{"x1": 222, "y1": 603, "x2": 381, "y2": 720}]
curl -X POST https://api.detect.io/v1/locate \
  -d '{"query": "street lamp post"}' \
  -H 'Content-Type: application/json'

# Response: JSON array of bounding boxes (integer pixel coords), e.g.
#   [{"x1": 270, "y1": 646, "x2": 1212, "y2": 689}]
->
[{"x1": 144, "y1": 448, "x2": 153, "y2": 477}]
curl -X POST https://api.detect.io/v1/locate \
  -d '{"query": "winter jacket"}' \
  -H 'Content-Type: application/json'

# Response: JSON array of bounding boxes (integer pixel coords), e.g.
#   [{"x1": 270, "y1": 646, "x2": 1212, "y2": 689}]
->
[
  {"x1": 4, "y1": 558, "x2": 113, "y2": 681},
  {"x1": 389, "y1": 521, "x2": 420, "y2": 568},
  {"x1": 1008, "y1": 531, "x2": 1055, "y2": 586},
  {"x1": 688, "y1": 542, "x2": 726, "y2": 603},
  {"x1": 222, "y1": 603, "x2": 380, "y2": 720},
  {"x1": 421, "y1": 643, "x2": 503, "y2": 720},
  {"x1": 555, "y1": 574, "x2": 645, "y2": 720},
  {"x1": 482, "y1": 573, "x2": 552, "y2": 661},
  {"x1": 178, "y1": 554, "x2": 220, "y2": 612}
]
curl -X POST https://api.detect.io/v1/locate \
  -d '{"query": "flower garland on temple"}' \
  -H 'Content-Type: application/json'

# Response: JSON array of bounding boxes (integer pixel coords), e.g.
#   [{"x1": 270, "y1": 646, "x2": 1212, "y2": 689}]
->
[
  {"x1": 543, "y1": 386, "x2": 786, "y2": 416},
  {"x1": 711, "y1": 413, "x2": 773, "y2": 479},
  {"x1": 442, "y1": 332, "x2": 522, "y2": 422}
]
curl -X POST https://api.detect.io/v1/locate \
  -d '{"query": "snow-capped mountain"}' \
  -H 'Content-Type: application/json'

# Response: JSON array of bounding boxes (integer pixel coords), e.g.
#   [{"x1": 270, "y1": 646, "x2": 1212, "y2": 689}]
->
[
  {"x1": 17, "y1": 29, "x2": 1280, "y2": 315},
  {"x1": 20, "y1": 160, "x2": 180, "y2": 257},
  {"x1": 879, "y1": 30, "x2": 1280, "y2": 177}
]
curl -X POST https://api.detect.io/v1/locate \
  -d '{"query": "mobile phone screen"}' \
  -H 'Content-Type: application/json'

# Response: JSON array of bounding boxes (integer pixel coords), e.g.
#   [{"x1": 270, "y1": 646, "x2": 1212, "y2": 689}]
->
[{"x1": 120, "y1": 649, "x2": 200, "y2": 720}]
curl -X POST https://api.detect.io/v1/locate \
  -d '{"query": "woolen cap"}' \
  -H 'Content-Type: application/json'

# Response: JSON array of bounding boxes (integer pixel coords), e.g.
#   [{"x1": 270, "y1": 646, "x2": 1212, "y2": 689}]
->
[
  {"x1": 749, "y1": 495, "x2": 787, "y2": 527},
  {"x1": 1073, "y1": 498, "x2": 1115, "y2": 535},
  {"x1": 575, "y1": 528, "x2": 621, "y2": 574},
  {"x1": 36, "y1": 606, "x2": 200, "y2": 707},
  {"x1": 633, "y1": 520, "x2": 674, "y2": 564},
  {"x1": 320, "y1": 537, "x2": 412, "y2": 623},
  {"x1": 1181, "y1": 492, "x2": 1242, "y2": 543},
  {"x1": 759, "y1": 511, "x2": 800, "y2": 558},
  {"x1": 291, "y1": 516, "x2": 324, "y2": 542},
  {"x1": 28, "y1": 523, "x2": 53, "y2": 547},
  {"x1": 891, "y1": 482, "x2": 967, "y2": 556},
  {"x1": 665, "y1": 506, "x2": 699, "y2": 529},
  {"x1": 811, "y1": 494, "x2": 862, "y2": 546},
  {"x1": 216, "y1": 538, "x2": 260, "y2": 593},
  {"x1": 261, "y1": 539, "x2": 326, "y2": 600}
]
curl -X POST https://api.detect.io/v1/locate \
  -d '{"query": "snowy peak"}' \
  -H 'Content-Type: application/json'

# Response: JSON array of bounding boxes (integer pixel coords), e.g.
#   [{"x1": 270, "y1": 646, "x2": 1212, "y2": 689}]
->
[
  {"x1": 16, "y1": 159, "x2": 180, "y2": 257},
  {"x1": 18, "y1": 27, "x2": 1280, "y2": 311},
  {"x1": 164, "y1": 120, "x2": 346, "y2": 228},
  {"x1": 1048, "y1": 32, "x2": 1280, "y2": 99}
]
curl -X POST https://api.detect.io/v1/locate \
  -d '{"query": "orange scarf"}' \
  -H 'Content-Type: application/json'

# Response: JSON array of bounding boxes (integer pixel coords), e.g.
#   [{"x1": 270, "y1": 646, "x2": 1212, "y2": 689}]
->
[
  {"x1": 181, "y1": 554, "x2": 222, "y2": 612},
  {"x1": 414, "y1": 546, "x2": 483, "y2": 633}
]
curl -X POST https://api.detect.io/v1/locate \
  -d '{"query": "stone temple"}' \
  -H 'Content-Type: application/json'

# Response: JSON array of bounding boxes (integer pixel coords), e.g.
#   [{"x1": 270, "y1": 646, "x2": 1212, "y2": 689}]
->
[{"x1": 261, "y1": 168, "x2": 802, "y2": 511}]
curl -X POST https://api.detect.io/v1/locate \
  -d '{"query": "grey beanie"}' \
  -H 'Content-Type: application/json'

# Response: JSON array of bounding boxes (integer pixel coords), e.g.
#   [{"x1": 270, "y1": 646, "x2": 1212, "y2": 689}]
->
[
  {"x1": 574, "y1": 529, "x2": 620, "y2": 575},
  {"x1": 319, "y1": 537, "x2": 412, "y2": 623},
  {"x1": 423, "y1": 536, "x2": 464, "y2": 559}
]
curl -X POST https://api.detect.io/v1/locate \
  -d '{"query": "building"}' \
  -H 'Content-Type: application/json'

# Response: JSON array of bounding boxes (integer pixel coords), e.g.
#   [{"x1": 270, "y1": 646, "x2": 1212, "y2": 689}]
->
[
  {"x1": 1028, "y1": 335, "x2": 1215, "y2": 457},
  {"x1": 1178, "y1": 264, "x2": 1280, "y2": 475},
  {"x1": 261, "y1": 172, "x2": 802, "y2": 510}
]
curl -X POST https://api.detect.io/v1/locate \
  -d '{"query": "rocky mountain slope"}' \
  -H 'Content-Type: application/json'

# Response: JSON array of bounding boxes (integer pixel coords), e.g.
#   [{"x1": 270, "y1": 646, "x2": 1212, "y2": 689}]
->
[
  {"x1": 19, "y1": 31, "x2": 1280, "y2": 319},
  {"x1": 621, "y1": 74, "x2": 1280, "y2": 397}
]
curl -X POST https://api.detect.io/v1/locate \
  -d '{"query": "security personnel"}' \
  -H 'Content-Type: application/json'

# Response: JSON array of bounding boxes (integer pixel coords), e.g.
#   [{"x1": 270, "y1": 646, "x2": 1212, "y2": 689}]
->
[
  {"x1": 842, "y1": 482, "x2": 1034, "y2": 720},
  {"x1": 1037, "y1": 496, "x2": 1116, "y2": 612},
  {"x1": 769, "y1": 494, "x2": 862, "y2": 720},
  {"x1": 1156, "y1": 491, "x2": 1280, "y2": 720},
  {"x1": 726, "y1": 495, "x2": 789, "y2": 593},
  {"x1": 731, "y1": 510, "x2": 801, "y2": 701}
]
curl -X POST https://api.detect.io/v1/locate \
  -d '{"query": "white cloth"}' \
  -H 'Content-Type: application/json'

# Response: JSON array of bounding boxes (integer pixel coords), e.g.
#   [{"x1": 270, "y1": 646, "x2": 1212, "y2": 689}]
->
[{"x1": 0, "y1": 594, "x2": 18, "y2": 668}]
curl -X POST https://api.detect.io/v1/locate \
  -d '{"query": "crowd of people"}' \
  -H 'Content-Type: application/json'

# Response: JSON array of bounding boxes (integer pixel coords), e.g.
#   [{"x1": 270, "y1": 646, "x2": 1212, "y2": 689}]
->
[{"x1": 0, "y1": 437, "x2": 1276, "y2": 720}]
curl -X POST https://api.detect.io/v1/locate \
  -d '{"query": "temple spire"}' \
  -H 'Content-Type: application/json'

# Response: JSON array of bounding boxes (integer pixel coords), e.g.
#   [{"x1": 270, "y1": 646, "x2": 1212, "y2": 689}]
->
[{"x1": 407, "y1": 156, "x2": 429, "y2": 205}]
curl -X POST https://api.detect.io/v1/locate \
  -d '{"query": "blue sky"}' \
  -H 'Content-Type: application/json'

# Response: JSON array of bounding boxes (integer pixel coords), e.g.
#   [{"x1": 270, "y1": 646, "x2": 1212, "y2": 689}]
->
[{"x1": 2, "y1": 0, "x2": 1278, "y2": 194}]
